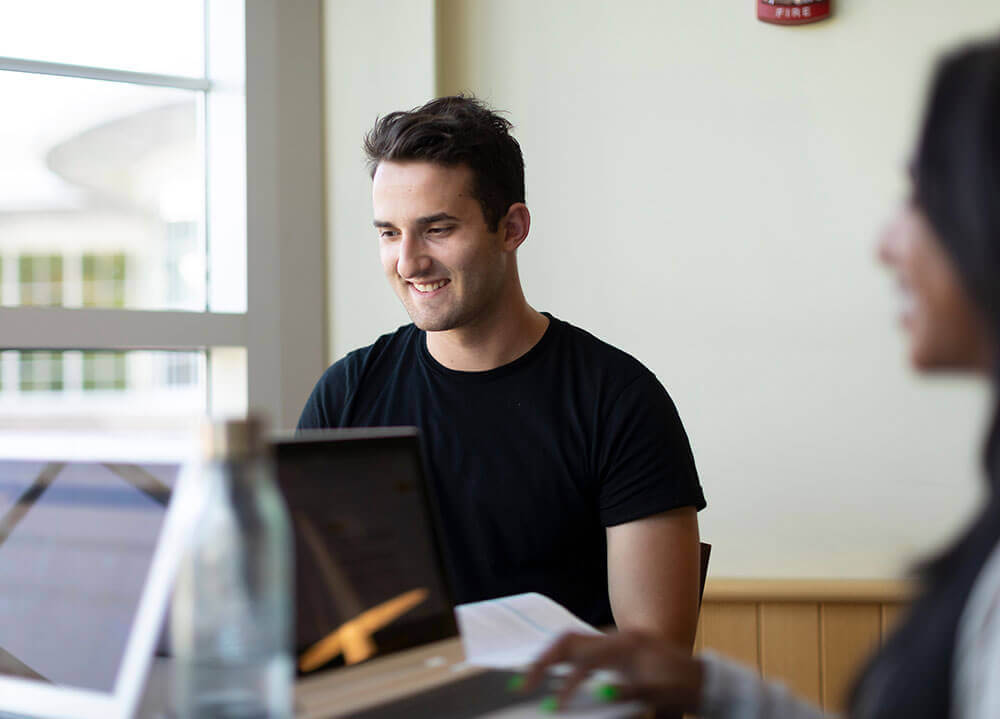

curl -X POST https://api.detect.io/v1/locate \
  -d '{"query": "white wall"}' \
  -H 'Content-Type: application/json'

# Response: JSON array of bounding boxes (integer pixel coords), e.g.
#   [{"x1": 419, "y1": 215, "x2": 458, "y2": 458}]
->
[
  {"x1": 323, "y1": 0, "x2": 435, "y2": 360},
  {"x1": 326, "y1": 1, "x2": 1000, "y2": 578}
]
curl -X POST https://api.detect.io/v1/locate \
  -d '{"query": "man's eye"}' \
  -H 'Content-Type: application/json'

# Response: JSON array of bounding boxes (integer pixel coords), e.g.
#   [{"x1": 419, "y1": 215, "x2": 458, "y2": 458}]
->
[
  {"x1": 379, "y1": 230, "x2": 399, "y2": 239},
  {"x1": 427, "y1": 226, "x2": 452, "y2": 235}
]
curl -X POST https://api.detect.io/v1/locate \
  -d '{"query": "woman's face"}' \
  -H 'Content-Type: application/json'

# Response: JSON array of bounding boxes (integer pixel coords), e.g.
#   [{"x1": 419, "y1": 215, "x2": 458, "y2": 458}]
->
[{"x1": 879, "y1": 201, "x2": 993, "y2": 372}]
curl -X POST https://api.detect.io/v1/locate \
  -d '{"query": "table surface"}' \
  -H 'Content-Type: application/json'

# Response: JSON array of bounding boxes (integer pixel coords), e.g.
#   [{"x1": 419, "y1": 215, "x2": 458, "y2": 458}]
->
[
  {"x1": 136, "y1": 638, "x2": 647, "y2": 719},
  {"x1": 137, "y1": 639, "x2": 486, "y2": 719},
  {"x1": 295, "y1": 637, "x2": 473, "y2": 718}
]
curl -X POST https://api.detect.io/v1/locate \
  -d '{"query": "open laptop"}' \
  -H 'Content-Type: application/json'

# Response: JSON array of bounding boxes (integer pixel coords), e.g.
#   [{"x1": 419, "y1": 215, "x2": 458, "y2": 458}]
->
[
  {"x1": 0, "y1": 432, "x2": 196, "y2": 719},
  {"x1": 273, "y1": 429, "x2": 635, "y2": 719},
  {"x1": 274, "y1": 427, "x2": 459, "y2": 673}
]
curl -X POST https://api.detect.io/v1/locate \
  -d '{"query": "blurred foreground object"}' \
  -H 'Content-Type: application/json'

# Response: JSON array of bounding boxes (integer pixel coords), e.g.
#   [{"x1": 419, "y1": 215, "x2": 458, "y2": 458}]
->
[{"x1": 171, "y1": 415, "x2": 294, "y2": 718}]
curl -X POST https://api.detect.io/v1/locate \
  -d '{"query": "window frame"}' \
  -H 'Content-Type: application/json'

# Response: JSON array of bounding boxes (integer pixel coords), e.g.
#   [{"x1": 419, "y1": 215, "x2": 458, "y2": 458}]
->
[{"x1": 0, "y1": 0, "x2": 326, "y2": 430}]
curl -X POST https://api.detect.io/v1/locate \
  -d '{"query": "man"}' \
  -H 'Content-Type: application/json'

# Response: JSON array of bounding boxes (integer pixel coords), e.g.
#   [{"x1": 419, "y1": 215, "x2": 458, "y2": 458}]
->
[{"x1": 298, "y1": 96, "x2": 706, "y2": 648}]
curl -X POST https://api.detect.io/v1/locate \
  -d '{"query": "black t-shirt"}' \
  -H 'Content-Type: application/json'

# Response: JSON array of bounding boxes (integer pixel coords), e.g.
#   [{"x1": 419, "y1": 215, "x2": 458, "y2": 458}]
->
[{"x1": 297, "y1": 314, "x2": 706, "y2": 627}]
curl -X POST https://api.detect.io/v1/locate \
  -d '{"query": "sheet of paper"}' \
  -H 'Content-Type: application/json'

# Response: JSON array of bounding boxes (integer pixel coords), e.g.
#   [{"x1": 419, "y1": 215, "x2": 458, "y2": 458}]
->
[{"x1": 455, "y1": 592, "x2": 602, "y2": 669}]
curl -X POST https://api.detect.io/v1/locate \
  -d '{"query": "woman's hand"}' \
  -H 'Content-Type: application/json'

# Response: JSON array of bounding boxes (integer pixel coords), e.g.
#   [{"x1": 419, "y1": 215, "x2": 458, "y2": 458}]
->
[{"x1": 521, "y1": 631, "x2": 704, "y2": 714}]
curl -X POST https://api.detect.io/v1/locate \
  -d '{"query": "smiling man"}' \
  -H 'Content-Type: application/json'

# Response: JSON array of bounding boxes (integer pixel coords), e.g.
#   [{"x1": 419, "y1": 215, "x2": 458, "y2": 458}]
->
[{"x1": 298, "y1": 96, "x2": 706, "y2": 647}]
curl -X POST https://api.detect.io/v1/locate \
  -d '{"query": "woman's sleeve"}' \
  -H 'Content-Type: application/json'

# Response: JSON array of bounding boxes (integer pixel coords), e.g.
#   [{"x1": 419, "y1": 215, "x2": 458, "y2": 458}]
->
[{"x1": 699, "y1": 651, "x2": 836, "y2": 719}]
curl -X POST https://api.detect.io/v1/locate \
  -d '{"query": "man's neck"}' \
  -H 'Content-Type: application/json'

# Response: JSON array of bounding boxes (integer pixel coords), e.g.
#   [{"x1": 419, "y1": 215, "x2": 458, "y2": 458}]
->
[{"x1": 425, "y1": 299, "x2": 550, "y2": 372}]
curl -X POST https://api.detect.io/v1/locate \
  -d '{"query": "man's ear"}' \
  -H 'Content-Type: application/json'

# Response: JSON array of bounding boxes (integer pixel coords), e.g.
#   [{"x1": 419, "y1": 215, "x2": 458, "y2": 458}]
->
[{"x1": 501, "y1": 203, "x2": 531, "y2": 252}]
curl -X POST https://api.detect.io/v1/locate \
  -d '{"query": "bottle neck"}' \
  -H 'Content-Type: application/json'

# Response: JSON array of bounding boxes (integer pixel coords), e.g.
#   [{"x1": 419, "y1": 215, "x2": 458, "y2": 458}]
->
[{"x1": 207, "y1": 453, "x2": 268, "y2": 483}]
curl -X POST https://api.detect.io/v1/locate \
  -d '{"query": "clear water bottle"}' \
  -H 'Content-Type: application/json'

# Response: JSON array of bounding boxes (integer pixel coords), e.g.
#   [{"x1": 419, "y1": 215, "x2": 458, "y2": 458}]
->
[{"x1": 171, "y1": 416, "x2": 293, "y2": 719}]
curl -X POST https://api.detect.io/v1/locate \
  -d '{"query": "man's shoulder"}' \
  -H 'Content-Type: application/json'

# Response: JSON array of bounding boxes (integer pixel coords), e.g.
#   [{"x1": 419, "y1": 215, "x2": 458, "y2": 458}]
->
[
  {"x1": 298, "y1": 323, "x2": 421, "y2": 430},
  {"x1": 321, "y1": 323, "x2": 421, "y2": 385},
  {"x1": 549, "y1": 315, "x2": 655, "y2": 384},
  {"x1": 342, "y1": 322, "x2": 421, "y2": 366}
]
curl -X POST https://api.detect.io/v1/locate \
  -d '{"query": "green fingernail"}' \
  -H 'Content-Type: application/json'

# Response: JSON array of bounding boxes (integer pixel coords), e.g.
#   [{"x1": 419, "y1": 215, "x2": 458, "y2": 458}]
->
[
  {"x1": 594, "y1": 684, "x2": 620, "y2": 702},
  {"x1": 539, "y1": 695, "x2": 559, "y2": 713},
  {"x1": 507, "y1": 674, "x2": 525, "y2": 692}
]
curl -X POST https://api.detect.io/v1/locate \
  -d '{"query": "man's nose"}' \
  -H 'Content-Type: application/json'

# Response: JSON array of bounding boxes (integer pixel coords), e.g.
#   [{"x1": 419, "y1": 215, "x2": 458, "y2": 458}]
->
[{"x1": 396, "y1": 232, "x2": 431, "y2": 278}]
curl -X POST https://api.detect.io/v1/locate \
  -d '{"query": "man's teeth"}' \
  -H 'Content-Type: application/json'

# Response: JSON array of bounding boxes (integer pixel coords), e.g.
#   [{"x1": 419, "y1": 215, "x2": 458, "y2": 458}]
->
[{"x1": 413, "y1": 280, "x2": 447, "y2": 292}]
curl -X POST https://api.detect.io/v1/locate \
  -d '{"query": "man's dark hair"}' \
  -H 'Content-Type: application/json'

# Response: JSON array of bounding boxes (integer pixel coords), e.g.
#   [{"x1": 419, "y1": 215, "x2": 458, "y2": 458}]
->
[{"x1": 364, "y1": 95, "x2": 525, "y2": 232}]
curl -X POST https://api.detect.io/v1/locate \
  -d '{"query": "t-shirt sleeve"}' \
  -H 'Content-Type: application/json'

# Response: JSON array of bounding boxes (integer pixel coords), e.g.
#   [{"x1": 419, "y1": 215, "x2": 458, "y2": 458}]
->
[
  {"x1": 597, "y1": 370, "x2": 706, "y2": 526},
  {"x1": 296, "y1": 357, "x2": 354, "y2": 431}
]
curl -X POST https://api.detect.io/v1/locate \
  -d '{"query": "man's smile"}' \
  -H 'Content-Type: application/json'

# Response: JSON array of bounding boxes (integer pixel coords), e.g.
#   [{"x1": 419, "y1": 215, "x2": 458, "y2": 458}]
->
[{"x1": 409, "y1": 278, "x2": 451, "y2": 294}]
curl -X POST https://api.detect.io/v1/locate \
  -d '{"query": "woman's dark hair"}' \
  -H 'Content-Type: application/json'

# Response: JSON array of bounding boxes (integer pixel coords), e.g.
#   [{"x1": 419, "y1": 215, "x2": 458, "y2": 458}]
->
[
  {"x1": 363, "y1": 95, "x2": 525, "y2": 232},
  {"x1": 849, "y1": 38, "x2": 1000, "y2": 719}
]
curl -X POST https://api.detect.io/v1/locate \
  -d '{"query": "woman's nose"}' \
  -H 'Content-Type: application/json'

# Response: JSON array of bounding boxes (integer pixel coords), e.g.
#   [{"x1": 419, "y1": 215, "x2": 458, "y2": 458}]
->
[{"x1": 877, "y1": 215, "x2": 901, "y2": 268}]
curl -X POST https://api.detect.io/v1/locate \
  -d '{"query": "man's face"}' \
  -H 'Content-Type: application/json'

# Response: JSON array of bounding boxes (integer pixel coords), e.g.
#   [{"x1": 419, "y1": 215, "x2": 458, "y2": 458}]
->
[{"x1": 373, "y1": 161, "x2": 509, "y2": 332}]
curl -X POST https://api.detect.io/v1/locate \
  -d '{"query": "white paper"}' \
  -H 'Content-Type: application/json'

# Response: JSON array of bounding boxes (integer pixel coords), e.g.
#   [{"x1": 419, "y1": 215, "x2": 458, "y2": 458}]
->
[
  {"x1": 455, "y1": 592, "x2": 602, "y2": 669},
  {"x1": 455, "y1": 594, "x2": 644, "y2": 717}
]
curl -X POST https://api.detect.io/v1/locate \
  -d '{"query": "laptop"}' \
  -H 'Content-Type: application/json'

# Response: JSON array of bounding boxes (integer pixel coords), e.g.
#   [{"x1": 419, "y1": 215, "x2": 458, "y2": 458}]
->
[
  {"x1": 0, "y1": 431, "x2": 196, "y2": 719},
  {"x1": 273, "y1": 427, "x2": 459, "y2": 673},
  {"x1": 273, "y1": 429, "x2": 636, "y2": 719}
]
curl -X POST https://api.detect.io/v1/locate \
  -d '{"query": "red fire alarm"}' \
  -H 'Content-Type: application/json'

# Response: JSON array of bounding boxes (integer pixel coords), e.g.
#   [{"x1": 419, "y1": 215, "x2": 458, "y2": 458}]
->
[{"x1": 758, "y1": 0, "x2": 831, "y2": 25}]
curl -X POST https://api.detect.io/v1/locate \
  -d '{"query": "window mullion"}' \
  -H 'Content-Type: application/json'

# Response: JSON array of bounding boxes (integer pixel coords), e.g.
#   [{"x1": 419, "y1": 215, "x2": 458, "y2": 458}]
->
[
  {"x1": 0, "y1": 56, "x2": 210, "y2": 91},
  {"x1": 0, "y1": 308, "x2": 246, "y2": 351}
]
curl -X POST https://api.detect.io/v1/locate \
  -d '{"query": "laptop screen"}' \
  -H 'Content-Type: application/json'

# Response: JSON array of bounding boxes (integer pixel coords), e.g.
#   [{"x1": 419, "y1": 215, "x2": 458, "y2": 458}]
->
[
  {"x1": 0, "y1": 457, "x2": 180, "y2": 692},
  {"x1": 275, "y1": 429, "x2": 458, "y2": 674}
]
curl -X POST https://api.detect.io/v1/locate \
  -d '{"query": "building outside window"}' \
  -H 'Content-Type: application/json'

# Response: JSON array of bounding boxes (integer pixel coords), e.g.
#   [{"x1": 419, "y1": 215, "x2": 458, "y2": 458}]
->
[
  {"x1": 0, "y1": 1, "x2": 244, "y2": 427},
  {"x1": 82, "y1": 352, "x2": 127, "y2": 392},
  {"x1": 82, "y1": 253, "x2": 127, "y2": 308},
  {"x1": 18, "y1": 255, "x2": 62, "y2": 307},
  {"x1": 18, "y1": 351, "x2": 63, "y2": 393},
  {"x1": 0, "y1": 1, "x2": 324, "y2": 432}
]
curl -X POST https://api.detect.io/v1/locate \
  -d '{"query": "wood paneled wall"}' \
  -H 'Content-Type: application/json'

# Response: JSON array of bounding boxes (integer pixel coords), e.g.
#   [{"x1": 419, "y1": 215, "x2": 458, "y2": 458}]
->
[{"x1": 694, "y1": 580, "x2": 911, "y2": 714}]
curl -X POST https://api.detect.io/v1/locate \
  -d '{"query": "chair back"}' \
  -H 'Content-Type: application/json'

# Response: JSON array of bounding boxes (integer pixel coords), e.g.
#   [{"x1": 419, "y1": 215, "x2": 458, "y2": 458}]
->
[{"x1": 698, "y1": 542, "x2": 711, "y2": 607}]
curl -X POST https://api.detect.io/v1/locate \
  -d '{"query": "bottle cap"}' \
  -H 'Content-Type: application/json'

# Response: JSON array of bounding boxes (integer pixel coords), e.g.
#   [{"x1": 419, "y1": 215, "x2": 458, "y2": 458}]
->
[{"x1": 202, "y1": 414, "x2": 268, "y2": 460}]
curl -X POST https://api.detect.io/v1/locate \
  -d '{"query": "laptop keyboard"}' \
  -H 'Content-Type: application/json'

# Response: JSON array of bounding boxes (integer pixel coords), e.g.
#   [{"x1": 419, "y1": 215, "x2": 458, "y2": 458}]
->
[{"x1": 343, "y1": 669, "x2": 554, "y2": 719}]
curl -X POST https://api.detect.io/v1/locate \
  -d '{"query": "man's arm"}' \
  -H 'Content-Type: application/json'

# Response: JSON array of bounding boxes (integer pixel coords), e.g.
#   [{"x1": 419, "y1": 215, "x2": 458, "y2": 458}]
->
[{"x1": 606, "y1": 506, "x2": 701, "y2": 650}]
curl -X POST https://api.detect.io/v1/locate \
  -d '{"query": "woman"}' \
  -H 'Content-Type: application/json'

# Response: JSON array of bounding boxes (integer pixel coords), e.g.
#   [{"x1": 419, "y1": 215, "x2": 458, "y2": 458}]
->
[{"x1": 524, "y1": 37, "x2": 1000, "y2": 719}]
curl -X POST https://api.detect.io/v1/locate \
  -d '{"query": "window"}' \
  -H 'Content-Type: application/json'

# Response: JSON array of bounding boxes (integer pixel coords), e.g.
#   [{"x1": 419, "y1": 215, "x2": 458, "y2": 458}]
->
[
  {"x1": 164, "y1": 353, "x2": 200, "y2": 388},
  {"x1": 82, "y1": 254, "x2": 127, "y2": 309},
  {"x1": 18, "y1": 255, "x2": 63, "y2": 307},
  {"x1": 0, "y1": 1, "x2": 325, "y2": 432},
  {"x1": 18, "y1": 352, "x2": 64, "y2": 393},
  {"x1": 82, "y1": 352, "x2": 127, "y2": 391}
]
